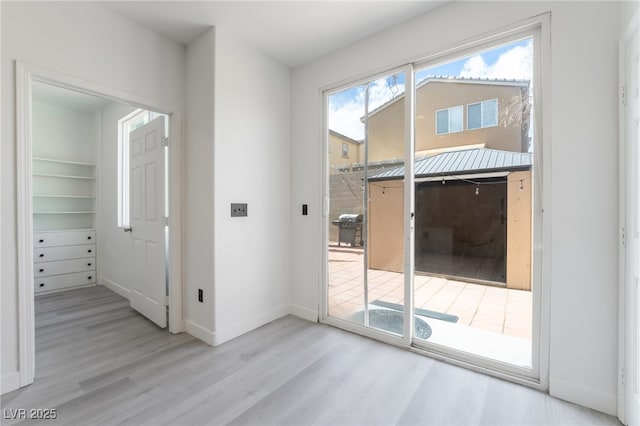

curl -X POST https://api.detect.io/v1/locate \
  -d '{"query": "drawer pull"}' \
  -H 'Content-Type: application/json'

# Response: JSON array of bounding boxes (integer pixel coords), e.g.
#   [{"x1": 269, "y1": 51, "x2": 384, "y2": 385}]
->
[
  {"x1": 87, "y1": 262, "x2": 92, "y2": 267},
  {"x1": 39, "y1": 283, "x2": 44, "y2": 288},
  {"x1": 88, "y1": 249, "x2": 92, "y2": 253},
  {"x1": 39, "y1": 254, "x2": 44, "y2": 258},
  {"x1": 39, "y1": 268, "x2": 44, "y2": 273},
  {"x1": 39, "y1": 239, "x2": 44, "y2": 243},
  {"x1": 87, "y1": 236, "x2": 92, "y2": 240},
  {"x1": 88, "y1": 276, "x2": 92, "y2": 280}
]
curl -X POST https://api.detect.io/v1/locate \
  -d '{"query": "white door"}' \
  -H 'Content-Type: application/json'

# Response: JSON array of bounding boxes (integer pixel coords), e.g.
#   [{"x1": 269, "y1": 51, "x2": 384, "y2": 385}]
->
[
  {"x1": 129, "y1": 116, "x2": 167, "y2": 328},
  {"x1": 624, "y1": 23, "x2": 640, "y2": 426}
]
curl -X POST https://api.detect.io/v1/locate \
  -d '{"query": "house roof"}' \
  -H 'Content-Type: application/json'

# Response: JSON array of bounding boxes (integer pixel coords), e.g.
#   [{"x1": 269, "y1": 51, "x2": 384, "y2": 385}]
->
[
  {"x1": 363, "y1": 76, "x2": 530, "y2": 121},
  {"x1": 369, "y1": 148, "x2": 532, "y2": 181},
  {"x1": 329, "y1": 129, "x2": 362, "y2": 144}
]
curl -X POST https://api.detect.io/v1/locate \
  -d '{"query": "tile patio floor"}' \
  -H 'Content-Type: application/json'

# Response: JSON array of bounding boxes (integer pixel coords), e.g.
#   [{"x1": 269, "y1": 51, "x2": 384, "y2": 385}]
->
[{"x1": 328, "y1": 245, "x2": 532, "y2": 340}]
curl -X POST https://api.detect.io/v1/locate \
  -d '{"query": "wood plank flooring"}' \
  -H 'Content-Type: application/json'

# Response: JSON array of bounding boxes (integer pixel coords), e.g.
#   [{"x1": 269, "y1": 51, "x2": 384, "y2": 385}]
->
[{"x1": 1, "y1": 286, "x2": 619, "y2": 425}]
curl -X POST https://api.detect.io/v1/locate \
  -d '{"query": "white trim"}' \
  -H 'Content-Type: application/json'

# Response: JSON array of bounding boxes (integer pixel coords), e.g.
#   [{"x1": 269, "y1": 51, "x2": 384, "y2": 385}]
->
[
  {"x1": 1, "y1": 372, "x2": 21, "y2": 395},
  {"x1": 618, "y1": 11, "x2": 640, "y2": 424},
  {"x1": 214, "y1": 305, "x2": 291, "y2": 346},
  {"x1": 290, "y1": 304, "x2": 319, "y2": 322},
  {"x1": 99, "y1": 277, "x2": 131, "y2": 300},
  {"x1": 15, "y1": 61, "x2": 184, "y2": 391},
  {"x1": 184, "y1": 320, "x2": 216, "y2": 346},
  {"x1": 16, "y1": 62, "x2": 35, "y2": 388},
  {"x1": 550, "y1": 378, "x2": 617, "y2": 416}
]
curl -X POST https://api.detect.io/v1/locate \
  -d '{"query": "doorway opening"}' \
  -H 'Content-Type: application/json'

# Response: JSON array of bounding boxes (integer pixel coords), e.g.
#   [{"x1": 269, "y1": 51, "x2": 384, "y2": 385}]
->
[
  {"x1": 324, "y1": 25, "x2": 544, "y2": 380},
  {"x1": 16, "y1": 62, "x2": 183, "y2": 388}
]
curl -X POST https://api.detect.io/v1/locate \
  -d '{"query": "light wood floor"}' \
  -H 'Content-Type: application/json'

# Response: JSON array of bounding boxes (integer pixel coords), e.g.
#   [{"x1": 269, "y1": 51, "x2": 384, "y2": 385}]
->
[{"x1": 2, "y1": 286, "x2": 618, "y2": 426}]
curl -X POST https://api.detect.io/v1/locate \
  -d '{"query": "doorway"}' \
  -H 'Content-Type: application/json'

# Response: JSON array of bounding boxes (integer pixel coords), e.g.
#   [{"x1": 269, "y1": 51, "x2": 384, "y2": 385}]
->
[
  {"x1": 323, "y1": 23, "x2": 546, "y2": 382},
  {"x1": 16, "y1": 62, "x2": 183, "y2": 388}
]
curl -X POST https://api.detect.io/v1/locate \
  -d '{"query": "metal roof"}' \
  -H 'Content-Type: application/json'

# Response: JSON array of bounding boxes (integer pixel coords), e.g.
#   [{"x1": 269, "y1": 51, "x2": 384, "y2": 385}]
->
[{"x1": 369, "y1": 148, "x2": 532, "y2": 181}]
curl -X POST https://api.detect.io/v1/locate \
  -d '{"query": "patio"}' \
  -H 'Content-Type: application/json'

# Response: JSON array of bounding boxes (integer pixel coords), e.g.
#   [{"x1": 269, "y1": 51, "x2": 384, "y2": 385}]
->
[{"x1": 328, "y1": 244, "x2": 532, "y2": 341}]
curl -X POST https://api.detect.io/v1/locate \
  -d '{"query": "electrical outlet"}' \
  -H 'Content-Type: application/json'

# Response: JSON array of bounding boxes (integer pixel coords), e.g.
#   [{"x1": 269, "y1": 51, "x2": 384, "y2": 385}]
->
[
  {"x1": 231, "y1": 203, "x2": 248, "y2": 217},
  {"x1": 198, "y1": 289, "x2": 203, "y2": 303}
]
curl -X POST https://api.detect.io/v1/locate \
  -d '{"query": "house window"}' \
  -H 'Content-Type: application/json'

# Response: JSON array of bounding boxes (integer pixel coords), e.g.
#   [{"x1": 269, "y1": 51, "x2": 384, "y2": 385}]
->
[
  {"x1": 342, "y1": 143, "x2": 349, "y2": 158},
  {"x1": 435, "y1": 105, "x2": 463, "y2": 135},
  {"x1": 467, "y1": 99, "x2": 498, "y2": 130},
  {"x1": 117, "y1": 109, "x2": 152, "y2": 228}
]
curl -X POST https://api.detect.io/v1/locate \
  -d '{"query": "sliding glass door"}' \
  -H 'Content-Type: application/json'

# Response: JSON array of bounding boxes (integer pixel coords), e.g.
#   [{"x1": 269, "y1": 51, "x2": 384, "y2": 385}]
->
[
  {"x1": 324, "y1": 27, "x2": 541, "y2": 378},
  {"x1": 326, "y1": 69, "x2": 411, "y2": 339}
]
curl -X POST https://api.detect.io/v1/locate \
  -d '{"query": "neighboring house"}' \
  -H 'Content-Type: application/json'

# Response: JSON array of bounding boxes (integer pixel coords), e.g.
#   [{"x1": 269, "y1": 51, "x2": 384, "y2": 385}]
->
[
  {"x1": 329, "y1": 130, "x2": 363, "y2": 174},
  {"x1": 329, "y1": 77, "x2": 534, "y2": 290},
  {"x1": 368, "y1": 148, "x2": 532, "y2": 291},
  {"x1": 366, "y1": 76, "x2": 531, "y2": 163}
]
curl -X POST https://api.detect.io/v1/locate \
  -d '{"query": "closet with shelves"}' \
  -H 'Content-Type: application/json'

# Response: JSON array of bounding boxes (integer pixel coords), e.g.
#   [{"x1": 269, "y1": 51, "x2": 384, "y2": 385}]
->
[{"x1": 32, "y1": 93, "x2": 100, "y2": 294}]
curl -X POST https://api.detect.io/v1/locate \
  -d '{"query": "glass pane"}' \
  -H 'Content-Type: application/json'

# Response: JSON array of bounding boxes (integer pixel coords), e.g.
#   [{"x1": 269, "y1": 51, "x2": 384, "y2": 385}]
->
[
  {"x1": 366, "y1": 71, "x2": 405, "y2": 336},
  {"x1": 327, "y1": 84, "x2": 366, "y2": 325},
  {"x1": 450, "y1": 106, "x2": 463, "y2": 133},
  {"x1": 467, "y1": 103, "x2": 481, "y2": 130},
  {"x1": 483, "y1": 99, "x2": 498, "y2": 127},
  {"x1": 414, "y1": 37, "x2": 534, "y2": 368},
  {"x1": 436, "y1": 110, "x2": 449, "y2": 134}
]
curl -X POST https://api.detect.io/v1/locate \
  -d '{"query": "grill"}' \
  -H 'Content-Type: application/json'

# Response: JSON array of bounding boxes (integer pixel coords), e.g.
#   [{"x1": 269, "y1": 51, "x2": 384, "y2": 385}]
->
[{"x1": 332, "y1": 214, "x2": 364, "y2": 247}]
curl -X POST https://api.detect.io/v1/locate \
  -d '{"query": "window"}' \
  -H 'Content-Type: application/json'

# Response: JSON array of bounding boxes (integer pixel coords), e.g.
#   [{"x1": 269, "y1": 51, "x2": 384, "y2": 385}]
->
[
  {"x1": 435, "y1": 105, "x2": 463, "y2": 135},
  {"x1": 342, "y1": 143, "x2": 349, "y2": 158},
  {"x1": 467, "y1": 99, "x2": 498, "y2": 130}
]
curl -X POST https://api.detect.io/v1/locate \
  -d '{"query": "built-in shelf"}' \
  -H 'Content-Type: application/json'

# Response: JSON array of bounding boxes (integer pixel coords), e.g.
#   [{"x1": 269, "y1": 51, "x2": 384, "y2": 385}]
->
[
  {"x1": 33, "y1": 173, "x2": 95, "y2": 180},
  {"x1": 33, "y1": 157, "x2": 96, "y2": 167},
  {"x1": 34, "y1": 195, "x2": 95, "y2": 199},
  {"x1": 34, "y1": 211, "x2": 96, "y2": 214}
]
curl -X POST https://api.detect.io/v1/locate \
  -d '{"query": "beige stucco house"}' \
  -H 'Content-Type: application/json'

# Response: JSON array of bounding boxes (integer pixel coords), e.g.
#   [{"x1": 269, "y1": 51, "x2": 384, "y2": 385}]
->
[
  {"x1": 329, "y1": 77, "x2": 533, "y2": 290},
  {"x1": 329, "y1": 130, "x2": 363, "y2": 174}
]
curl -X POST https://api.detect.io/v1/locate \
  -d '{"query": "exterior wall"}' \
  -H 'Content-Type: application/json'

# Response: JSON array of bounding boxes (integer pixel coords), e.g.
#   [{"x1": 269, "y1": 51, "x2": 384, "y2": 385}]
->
[
  {"x1": 368, "y1": 181, "x2": 403, "y2": 273},
  {"x1": 329, "y1": 171, "x2": 364, "y2": 242},
  {"x1": 369, "y1": 170, "x2": 532, "y2": 290},
  {"x1": 329, "y1": 132, "x2": 361, "y2": 173},
  {"x1": 368, "y1": 82, "x2": 529, "y2": 163},
  {"x1": 506, "y1": 170, "x2": 532, "y2": 290}
]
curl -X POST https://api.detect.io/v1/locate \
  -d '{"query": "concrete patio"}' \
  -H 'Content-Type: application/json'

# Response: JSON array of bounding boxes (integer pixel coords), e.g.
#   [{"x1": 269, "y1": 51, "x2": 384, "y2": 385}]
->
[{"x1": 328, "y1": 244, "x2": 532, "y2": 340}]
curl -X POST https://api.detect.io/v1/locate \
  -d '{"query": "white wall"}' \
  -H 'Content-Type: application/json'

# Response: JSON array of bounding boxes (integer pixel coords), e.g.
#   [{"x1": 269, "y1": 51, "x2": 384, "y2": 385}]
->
[
  {"x1": 213, "y1": 27, "x2": 291, "y2": 344},
  {"x1": 1, "y1": 1, "x2": 185, "y2": 393},
  {"x1": 32, "y1": 101, "x2": 97, "y2": 163},
  {"x1": 184, "y1": 28, "x2": 216, "y2": 341},
  {"x1": 97, "y1": 102, "x2": 137, "y2": 297},
  {"x1": 290, "y1": 1, "x2": 620, "y2": 415}
]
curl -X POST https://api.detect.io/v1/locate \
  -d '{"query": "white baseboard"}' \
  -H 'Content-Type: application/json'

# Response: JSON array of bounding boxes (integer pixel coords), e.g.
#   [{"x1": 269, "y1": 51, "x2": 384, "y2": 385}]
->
[
  {"x1": 290, "y1": 304, "x2": 318, "y2": 322},
  {"x1": 100, "y1": 277, "x2": 130, "y2": 300},
  {"x1": 215, "y1": 304, "x2": 290, "y2": 346},
  {"x1": 549, "y1": 377, "x2": 617, "y2": 416},
  {"x1": 1, "y1": 372, "x2": 21, "y2": 395},
  {"x1": 184, "y1": 320, "x2": 216, "y2": 346}
]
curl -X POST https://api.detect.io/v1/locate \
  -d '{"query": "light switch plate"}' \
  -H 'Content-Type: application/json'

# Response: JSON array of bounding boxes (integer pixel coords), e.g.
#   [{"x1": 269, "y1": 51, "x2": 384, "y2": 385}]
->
[{"x1": 231, "y1": 203, "x2": 248, "y2": 217}]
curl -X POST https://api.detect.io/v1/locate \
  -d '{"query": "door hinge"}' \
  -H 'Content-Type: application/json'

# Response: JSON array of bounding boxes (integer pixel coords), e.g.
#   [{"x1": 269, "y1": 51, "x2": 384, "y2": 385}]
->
[
  {"x1": 162, "y1": 217, "x2": 169, "y2": 226},
  {"x1": 621, "y1": 86, "x2": 627, "y2": 106},
  {"x1": 165, "y1": 295, "x2": 170, "y2": 306},
  {"x1": 622, "y1": 227, "x2": 626, "y2": 247},
  {"x1": 621, "y1": 367, "x2": 625, "y2": 386},
  {"x1": 162, "y1": 137, "x2": 169, "y2": 147}
]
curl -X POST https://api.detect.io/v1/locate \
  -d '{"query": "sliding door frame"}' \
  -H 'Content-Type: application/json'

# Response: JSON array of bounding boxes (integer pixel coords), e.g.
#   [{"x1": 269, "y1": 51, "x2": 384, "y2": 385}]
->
[{"x1": 321, "y1": 13, "x2": 550, "y2": 390}]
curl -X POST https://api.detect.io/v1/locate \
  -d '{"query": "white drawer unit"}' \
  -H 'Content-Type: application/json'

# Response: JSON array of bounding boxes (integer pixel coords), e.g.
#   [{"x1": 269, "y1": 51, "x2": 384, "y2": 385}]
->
[
  {"x1": 34, "y1": 271, "x2": 96, "y2": 294},
  {"x1": 34, "y1": 230, "x2": 95, "y2": 248},
  {"x1": 32, "y1": 229, "x2": 97, "y2": 294},
  {"x1": 34, "y1": 244, "x2": 95, "y2": 262},
  {"x1": 34, "y1": 258, "x2": 95, "y2": 277}
]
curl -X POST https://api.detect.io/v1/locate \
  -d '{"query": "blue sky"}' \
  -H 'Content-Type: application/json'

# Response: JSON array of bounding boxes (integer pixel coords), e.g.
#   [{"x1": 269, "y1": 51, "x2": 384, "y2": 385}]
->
[{"x1": 329, "y1": 38, "x2": 532, "y2": 140}]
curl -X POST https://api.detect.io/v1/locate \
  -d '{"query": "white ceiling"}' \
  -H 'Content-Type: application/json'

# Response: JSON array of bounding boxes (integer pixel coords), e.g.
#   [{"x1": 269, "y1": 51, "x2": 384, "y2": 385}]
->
[
  {"x1": 99, "y1": 1, "x2": 446, "y2": 68},
  {"x1": 32, "y1": 81, "x2": 112, "y2": 112}
]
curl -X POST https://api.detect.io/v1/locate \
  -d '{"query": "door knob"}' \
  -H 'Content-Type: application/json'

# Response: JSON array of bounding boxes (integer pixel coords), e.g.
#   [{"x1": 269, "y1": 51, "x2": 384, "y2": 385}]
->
[{"x1": 123, "y1": 227, "x2": 132, "y2": 233}]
